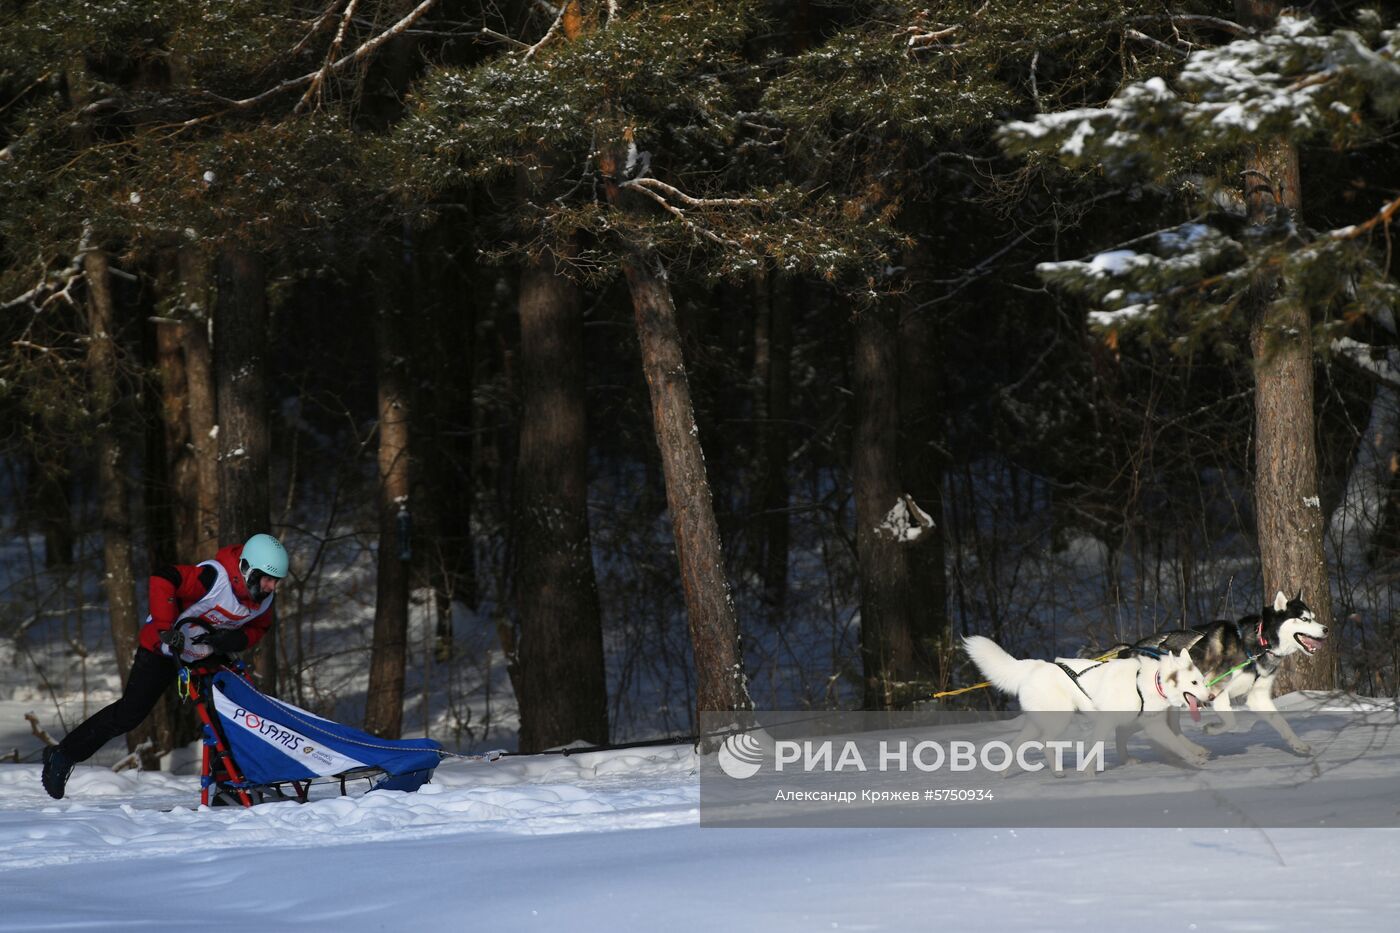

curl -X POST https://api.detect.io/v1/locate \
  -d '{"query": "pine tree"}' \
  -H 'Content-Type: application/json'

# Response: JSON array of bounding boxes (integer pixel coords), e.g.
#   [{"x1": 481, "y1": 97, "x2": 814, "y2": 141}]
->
[{"x1": 1003, "y1": 9, "x2": 1400, "y2": 689}]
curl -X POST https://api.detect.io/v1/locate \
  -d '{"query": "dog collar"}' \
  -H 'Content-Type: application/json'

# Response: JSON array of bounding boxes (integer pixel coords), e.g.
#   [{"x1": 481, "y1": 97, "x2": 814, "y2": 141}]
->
[{"x1": 1154, "y1": 671, "x2": 1167, "y2": 700}]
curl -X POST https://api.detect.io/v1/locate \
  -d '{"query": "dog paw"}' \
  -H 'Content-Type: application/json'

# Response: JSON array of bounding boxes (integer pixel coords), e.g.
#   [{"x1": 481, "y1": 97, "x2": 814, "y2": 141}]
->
[
  {"x1": 1185, "y1": 751, "x2": 1210, "y2": 768},
  {"x1": 1288, "y1": 741, "x2": 1313, "y2": 756},
  {"x1": 1202, "y1": 721, "x2": 1228, "y2": 736}
]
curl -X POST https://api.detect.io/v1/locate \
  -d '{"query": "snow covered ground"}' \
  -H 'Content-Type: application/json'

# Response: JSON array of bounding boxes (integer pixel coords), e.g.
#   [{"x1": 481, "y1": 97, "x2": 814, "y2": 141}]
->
[{"x1": 3, "y1": 703, "x2": 1399, "y2": 932}]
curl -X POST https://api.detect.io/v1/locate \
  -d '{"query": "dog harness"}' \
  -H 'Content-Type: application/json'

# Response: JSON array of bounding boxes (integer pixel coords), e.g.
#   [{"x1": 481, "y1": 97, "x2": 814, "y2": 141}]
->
[
  {"x1": 1054, "y1": 660, "x2": 1172, "y2": 712},
  {"x1": 1053, "y1": 661, "x2": 1099, "y2": 702},
  {"x1": 1205, "y1": 620, "x2": 1276, "y2": 688}
]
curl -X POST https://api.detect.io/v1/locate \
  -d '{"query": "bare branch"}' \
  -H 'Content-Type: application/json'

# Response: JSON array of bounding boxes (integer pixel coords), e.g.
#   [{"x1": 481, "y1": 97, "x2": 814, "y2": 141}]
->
[
  {"x1": 905, "y1": 24, "x2": 960, "y2": 50},
  {"x1": 111, "y1": 740, "x2": 158, "y2": 773},
  {"x1": 1029, "y1": 50, "x2": 1041, "y2": 112},
  {"x1": 25, "y1": 712, "x2": 56, "y2": 747},
  {"x1": 622, "y1": 176, "x2": 760, "y2": 210},
  {"x1": 1125, "y1": 28, "x2": 1188, "y2": 59},
  {"x1": 1326, "y1": 192, "x2": 1400, "y2": 243},
  {"x1": 617, "y1": 178, "x2": 750, "y2": 250},
  {"x1": 2, "y1": 248, "x2": 86, "y2": 312},
  {"x1": 1156, "y1": 14, "x2": 1251, "y2": 36},
  {"x1": 523, "y1": 1, "x2": 569, "y2": 61},
  {"x1": 290, "y1": 1, "x2": 346, "y2": 58},
  {"x1": 217, "y1": 0, "x2": 442, "y2": 112},
  {"x1": 481, "y1": 28, "x2": 530, "y2": 50},
  {"x1": 296, "y1": 0, "x2": 364, "y2": 114}
]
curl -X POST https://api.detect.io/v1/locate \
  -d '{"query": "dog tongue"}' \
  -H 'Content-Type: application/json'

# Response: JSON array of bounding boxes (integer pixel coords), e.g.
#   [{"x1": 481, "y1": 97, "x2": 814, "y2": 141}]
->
[{"x1": 1186, "y1": 694, "x2": 1201, "y2": 722}]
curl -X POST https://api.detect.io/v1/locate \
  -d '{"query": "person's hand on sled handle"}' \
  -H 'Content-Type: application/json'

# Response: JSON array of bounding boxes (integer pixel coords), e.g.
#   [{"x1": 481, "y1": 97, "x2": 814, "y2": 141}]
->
[
  {"x1": 192, "y1": 626, "x2": 248, "y2": 655},
  {"x1": 158, "y1": 621, "x2": 219, "y2": 663}
]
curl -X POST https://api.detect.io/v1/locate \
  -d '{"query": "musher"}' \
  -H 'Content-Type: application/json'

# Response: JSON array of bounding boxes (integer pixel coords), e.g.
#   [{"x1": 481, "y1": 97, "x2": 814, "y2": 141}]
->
[{"x1": 40, "y1": 533, "x2": 289, "y2": 799}]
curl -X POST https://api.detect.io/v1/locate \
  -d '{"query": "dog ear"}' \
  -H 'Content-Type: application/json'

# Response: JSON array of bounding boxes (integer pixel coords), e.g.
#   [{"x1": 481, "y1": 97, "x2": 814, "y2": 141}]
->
[
  {"x1": 1294, "y1": 588, "x2": 1302, "y2": 603},
  {"x1": 1273, "y1": 591, "x2": 1288, "y2": 612}
]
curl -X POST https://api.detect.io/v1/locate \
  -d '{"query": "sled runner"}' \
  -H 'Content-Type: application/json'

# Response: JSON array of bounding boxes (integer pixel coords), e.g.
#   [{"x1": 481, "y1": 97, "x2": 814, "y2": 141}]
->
[{"x1": 182, "y1": 663, "x2": 443, "y2": 808}]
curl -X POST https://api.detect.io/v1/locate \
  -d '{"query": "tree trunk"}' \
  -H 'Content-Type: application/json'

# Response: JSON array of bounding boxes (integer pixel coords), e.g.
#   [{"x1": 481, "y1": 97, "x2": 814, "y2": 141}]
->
[
  {"x1": 415, "y1": 221, "x2": 477, "y2": 661},
  {"x1": 1237, "y1": 0, "x2": 1336, "y2": 690},
  {"x1": 213, "y1": 247, "x2": 275, "y2": 692},
  {"x1": 178, "y1": 250, "x2": 221, "y2": 557},
  {"x1": 753, "y1": 266, "x2": 793, "y2": 624},
  {"x1": 621, "y1": 248, "x2": 751, "y2": 716},
  {"x1": 589, "y1": 8, "x2": 748, "y2": 723},
  {"x1": 28, "y1": 453, "x2": 74, "y2": 568},
  {"x1": 853, "y1": 306, "x2": 921, "y2": 708},
  {"x1": 137, "y1": 257, "x2": 220, "y2": 764},
  {"x1": 84, "y1": 249, "x2": 145, "y2": 753},
  {"x1": 596, "y1": 141, "x2": 751, "y2": 721},
  {"x1": 365, "y1": 286, "x2": 413, "y2": 739},
  {"x1": 154, "y1": 321, "x2": 198, "y2": 559},
  {"x1": 898, "y1": 257, "x2": 949, "y2": 682},
  {"x1": 511, "y1": 243, "x2": 609, "y2": 751},
  {"x1": 184, "y1": 319, "x2": 220, "y2": 558},
  {"x1": 143, "y1": 314, "x2": 186, "y2": 769}
]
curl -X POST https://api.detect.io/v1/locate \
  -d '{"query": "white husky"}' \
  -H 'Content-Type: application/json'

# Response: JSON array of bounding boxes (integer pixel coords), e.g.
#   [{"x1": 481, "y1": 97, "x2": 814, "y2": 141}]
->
[{"x1": 963, "y1": 635, "x2": 1211, "y2": 773}]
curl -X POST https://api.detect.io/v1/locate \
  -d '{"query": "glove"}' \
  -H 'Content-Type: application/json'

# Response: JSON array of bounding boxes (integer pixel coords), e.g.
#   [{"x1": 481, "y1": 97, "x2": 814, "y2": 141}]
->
[
  {"x1": 158, "y1": 626, "x2": 186, "y2": 655},
  {"x1": 192, "y1": 627, "x2": 248, "y2": 654},
  {"x1": 159, "y1": 623, "x2": 214, "y2": 663}
]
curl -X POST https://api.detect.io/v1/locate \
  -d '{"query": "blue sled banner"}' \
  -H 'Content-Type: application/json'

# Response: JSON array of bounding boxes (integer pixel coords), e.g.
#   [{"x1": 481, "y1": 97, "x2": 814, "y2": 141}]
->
[
  {"x1": 699, "y1": 705, "x2": 1400, "y2": 829},
  {"x1": 210, "y1": 671, "x2": 442, "y2": 787}
]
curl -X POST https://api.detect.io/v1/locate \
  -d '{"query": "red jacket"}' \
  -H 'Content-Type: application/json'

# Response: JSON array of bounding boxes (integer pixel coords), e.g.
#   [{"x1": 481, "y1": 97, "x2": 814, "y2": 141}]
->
[{"x1": 138, "y1": 544, "x2": 276, "y2": 653}]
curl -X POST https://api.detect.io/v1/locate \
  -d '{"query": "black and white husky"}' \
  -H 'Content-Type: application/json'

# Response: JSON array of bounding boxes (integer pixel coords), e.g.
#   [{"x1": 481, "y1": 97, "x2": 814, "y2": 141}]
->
[
  {"x1": 963, "y1": 635, "x2": 1211, "y2": 773},
  {"x1": 1119, "y1": 591, "x2": 1329, "y2": 755}
]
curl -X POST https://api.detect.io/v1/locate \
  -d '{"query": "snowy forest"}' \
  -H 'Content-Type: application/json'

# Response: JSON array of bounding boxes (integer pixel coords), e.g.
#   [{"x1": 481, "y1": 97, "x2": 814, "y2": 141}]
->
[{"x1": 3, "y1": 0, "x2": 1399, "y2": 767}]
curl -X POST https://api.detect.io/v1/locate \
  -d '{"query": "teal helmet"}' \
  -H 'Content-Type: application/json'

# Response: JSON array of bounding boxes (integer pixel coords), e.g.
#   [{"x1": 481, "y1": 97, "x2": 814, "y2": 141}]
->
[{"x1": 240, "y1": 533, "x2": 288, "y2": 595}]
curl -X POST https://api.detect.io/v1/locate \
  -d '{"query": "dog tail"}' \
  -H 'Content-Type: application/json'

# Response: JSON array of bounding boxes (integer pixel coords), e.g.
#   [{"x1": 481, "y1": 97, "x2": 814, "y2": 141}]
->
[{"x1": 962, "y1": 635, "x2": 1038, "y2": 696}]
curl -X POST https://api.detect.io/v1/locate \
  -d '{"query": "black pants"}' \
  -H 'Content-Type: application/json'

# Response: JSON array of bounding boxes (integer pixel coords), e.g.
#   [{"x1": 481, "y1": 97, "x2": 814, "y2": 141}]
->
[{"x1": 59, "y1": 647, "x2": 177, "y2": 763}]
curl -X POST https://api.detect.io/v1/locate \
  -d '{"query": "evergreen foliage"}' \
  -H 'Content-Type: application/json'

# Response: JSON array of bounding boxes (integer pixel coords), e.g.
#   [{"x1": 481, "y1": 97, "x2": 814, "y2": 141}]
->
[
  {"x1": 2, "y1": 1, "x2": 1399, "y2": 726},
  {"x1": 389, "y1": 0, "x2": 893, "y2": 283},
  {"x1": 1004, "y1": 13, "x2": 1400, "y2": 347}
]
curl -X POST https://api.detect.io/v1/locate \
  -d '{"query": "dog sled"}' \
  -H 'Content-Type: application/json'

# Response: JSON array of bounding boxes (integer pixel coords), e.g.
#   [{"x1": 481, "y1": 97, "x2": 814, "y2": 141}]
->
[{"x1": 181, "y1": 662, "x2": 443, "y2": 808}]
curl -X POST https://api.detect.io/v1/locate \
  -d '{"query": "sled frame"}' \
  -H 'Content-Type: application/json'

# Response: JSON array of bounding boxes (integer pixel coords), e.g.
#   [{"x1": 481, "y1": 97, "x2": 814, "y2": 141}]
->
[{"x1": 183, "y1": 663, "x2": 387, "y2": 808}]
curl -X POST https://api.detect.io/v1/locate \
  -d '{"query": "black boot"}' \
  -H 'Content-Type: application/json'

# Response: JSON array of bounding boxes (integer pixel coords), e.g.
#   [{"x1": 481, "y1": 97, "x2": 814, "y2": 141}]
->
[{"x1": 41, "y1": 745, "x2": 75, "y2": 800}]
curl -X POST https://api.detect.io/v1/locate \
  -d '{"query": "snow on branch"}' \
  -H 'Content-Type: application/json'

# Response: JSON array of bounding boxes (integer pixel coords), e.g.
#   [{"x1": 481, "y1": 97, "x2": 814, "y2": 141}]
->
[
  {"x1": 1036, "y1": 223, "x2": 1243, "y2": 327},
  {"x1": 1332, "y1": 337, "x2": 1400, "y2": 389},
  {"x1": 1326, "y1": 191, "x2": 1400, "y2": 243},
  {"x1": 1001, "y1": 15, "x2": 1400, "y2": 169}
]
